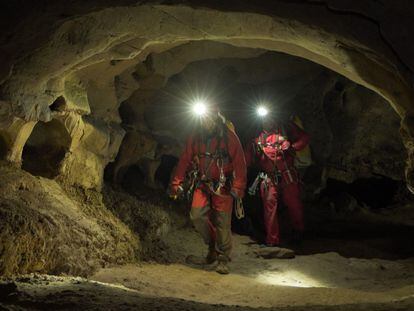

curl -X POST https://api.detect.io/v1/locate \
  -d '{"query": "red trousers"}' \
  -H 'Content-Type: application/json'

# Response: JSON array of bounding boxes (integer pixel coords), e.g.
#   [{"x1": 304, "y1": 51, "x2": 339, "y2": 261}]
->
[{"x1": 260, "y1": 177, "x2": 304, "y2": 245}]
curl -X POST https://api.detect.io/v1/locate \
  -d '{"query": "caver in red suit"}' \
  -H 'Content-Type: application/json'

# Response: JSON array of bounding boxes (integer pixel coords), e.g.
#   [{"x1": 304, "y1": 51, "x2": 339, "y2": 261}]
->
[
  {"x1": 245, "y1": 118, "x2": 310, "y2": 246},
  {"x1": 170, "y1": 114, "x2": 246, "y2": 274}
]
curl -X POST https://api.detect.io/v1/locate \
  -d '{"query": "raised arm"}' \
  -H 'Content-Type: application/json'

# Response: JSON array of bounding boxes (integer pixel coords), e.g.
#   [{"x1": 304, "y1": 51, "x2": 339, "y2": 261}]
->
[{"x1": 289, "y1": 122, "x2": 310, "y2": 151}]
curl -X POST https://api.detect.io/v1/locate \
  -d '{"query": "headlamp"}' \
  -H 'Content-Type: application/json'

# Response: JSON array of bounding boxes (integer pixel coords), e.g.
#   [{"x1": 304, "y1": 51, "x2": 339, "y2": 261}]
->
[
  {"x1": 192, "y1": 100, "x2": 208, "y2": 117},
  {"x1": 257, "y1": 106, "x2": 269, "y2": 117}
]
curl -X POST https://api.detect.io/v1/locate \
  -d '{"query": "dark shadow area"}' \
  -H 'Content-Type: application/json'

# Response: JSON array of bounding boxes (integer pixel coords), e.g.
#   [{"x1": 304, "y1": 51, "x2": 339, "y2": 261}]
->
[
  {"x1": 155, "y1": 155, "x2": 178, "y2": 190},
  {"x1": 118, "y1": 100, "x2": 138, "y2": 126},
  {"x1": 0, "y1": 134, "x2": 8, "y2": 160},
  {"x1": 293, "y1": 231, "x2": 414, "y2": 260},
  {"x1": 49, "y1": 96, "x2": 66, "y2": 112},
  {"x1": 233, "y1": 172, "x2": 414, "y2": 260},
  {"x1": 119, "y1": 164, "x2": 146, "y2": 193},
  {"x1": 323, "y1": 177, "x2": 400, "y2": 209},
  {"x1": 22, "y1": 119, "x2": 70, "y2": 178}
]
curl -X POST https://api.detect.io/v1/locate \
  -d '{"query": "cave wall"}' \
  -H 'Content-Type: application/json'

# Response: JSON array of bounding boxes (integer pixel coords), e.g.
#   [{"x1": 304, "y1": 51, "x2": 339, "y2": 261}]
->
[
  {"x1": 0, "y1": 1, "x2": 414, "y2": 191},
  {"x1": 0, "y1": 0, "x2": 413, "y2": 278},
  {"x1": 0, "y1": 162, "x2": 140, "y2": 277}
]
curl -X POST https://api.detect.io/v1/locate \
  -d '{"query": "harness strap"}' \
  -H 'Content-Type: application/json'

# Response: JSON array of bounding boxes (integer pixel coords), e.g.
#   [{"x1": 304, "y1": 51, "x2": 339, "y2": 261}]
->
[{"x1": 234, "y1": 198, "x2": 244, "y2": 219}]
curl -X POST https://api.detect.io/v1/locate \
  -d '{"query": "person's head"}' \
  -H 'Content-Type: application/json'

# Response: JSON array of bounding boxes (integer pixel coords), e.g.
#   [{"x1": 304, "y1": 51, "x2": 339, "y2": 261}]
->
[
  {"x1": 261, "y1": 113, "x2": 288, "y2": 132},
  {"x1": 200, "y1": 114, "x2": 218, "y2": 134},
  {"x1": 262, "y1": 116, "x2": 276, "y2": 132},
  {"x1": 197, "y1": 101, "x2": 223, "y2": 134}
]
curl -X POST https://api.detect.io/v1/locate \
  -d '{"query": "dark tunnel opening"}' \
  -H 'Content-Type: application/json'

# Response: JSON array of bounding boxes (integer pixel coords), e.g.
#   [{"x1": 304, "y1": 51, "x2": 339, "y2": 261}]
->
[
  {"x1": 119, "y1": 164, "x2": 146, "y2": 193},
  {"x1": 22, "y1": 119, "x2": 70, "y2": 178}
]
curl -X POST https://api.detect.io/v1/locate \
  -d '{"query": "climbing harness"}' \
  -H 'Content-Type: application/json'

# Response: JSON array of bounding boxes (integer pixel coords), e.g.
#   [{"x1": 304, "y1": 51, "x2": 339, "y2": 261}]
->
[
  {"x1": 248, "y1": 123, "x2": 300, "y2": 194},
  {"x1": 248, "y1": 172, "x2": 267, "y2": 196}
]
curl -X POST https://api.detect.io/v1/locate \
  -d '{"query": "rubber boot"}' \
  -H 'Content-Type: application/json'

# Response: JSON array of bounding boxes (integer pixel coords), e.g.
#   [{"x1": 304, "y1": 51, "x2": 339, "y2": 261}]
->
[
  {"x1": 186, "y1": 248, "x2": 217, "y2": 266},
  {"x1": 215, "y1": 254, "x2": 229, "y2": 275}
]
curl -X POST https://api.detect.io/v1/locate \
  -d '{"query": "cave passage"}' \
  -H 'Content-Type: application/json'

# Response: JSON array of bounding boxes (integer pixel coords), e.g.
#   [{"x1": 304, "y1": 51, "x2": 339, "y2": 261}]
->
[
  {"x1": 101, "y1": 47, "x2": 414, "y2": 266},
  {"x1": 1, "y1": 2, "x2": 414, "y2": 310}
]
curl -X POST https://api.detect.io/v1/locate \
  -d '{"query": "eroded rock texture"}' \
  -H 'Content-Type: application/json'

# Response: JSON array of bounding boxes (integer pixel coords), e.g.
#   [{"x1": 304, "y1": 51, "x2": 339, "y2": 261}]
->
[
  {"x1": 0, "y1": 162, "x2": 139, "y2": 276},
  {"x1": 0, "y1": 0, "x2": 413, "y2": 277},
  {"x1": 0, "y1": 1, "x2": 413, "y2": 190}
]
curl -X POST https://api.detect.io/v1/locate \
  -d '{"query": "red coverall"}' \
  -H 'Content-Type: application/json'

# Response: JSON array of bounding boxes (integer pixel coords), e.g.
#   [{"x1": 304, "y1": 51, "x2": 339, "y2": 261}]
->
[
  {"x1": 171, "y1": 127, "x2": 247, "y2": 258},
  {"x1": 245, "y1": 122, "x2": 310, "y2": 245}
]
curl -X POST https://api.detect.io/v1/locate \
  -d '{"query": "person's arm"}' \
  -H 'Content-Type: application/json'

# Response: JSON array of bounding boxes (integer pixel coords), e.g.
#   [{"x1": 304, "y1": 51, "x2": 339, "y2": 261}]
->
[
  {"x1": 244, "y1": 140, "x2": 255, "y2": 168},
  {"x1": 289, "y1": 122, "x2": 310, "y2": 151},
  {"x1": 170, "y1": 136, "x2": 194, "y2": 193},
  {"x1": 228, "y1": 131, "x2": 247, "y2": 199}
]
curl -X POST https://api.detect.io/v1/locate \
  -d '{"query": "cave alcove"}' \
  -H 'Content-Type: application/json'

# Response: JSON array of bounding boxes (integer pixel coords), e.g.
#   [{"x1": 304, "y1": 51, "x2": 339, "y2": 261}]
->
[{"x1": 22, "y1": 119, "x2": 71, "y2": 178}]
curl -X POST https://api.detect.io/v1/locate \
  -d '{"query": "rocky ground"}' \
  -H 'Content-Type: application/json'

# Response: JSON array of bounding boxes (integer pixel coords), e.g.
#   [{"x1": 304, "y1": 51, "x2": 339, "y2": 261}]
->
[
  {"x1": 1, "y1": 226, "x2": 414, "y2": 310},
  {"x1": 1, "y1": 162, "x2": 413, "y2": 310},
  {"x1": 1, "y1": 238, "x2": 414, "y2": 310}
]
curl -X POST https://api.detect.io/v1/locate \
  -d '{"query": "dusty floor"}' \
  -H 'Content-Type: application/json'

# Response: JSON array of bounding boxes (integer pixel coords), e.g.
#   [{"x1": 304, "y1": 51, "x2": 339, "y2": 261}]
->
[
  {"x1": 2, "y1": 228, "x2": 414, "y2": 310},
  {"x1": 92, "y1": 229, "x2": 414, "y2": 308},
  {"x1": 1, "y1": 162, "x2": 413, "y2": 310}
]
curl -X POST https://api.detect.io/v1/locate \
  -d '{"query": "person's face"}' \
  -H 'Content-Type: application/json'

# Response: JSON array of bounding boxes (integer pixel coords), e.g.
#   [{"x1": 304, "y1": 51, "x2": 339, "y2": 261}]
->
[{"x1": 201, "y1": 114, "x2": 217, "y2": 134}]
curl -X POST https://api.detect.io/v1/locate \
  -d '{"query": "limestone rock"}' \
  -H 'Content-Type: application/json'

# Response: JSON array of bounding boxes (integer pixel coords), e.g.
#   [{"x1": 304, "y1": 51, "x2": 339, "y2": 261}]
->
[{"x1": 0, "y1": 162, "x2": 139, "y2": 277}]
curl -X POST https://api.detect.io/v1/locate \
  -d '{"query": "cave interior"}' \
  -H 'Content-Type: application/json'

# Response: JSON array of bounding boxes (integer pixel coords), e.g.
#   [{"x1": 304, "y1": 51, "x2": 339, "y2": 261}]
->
[{"x1": 0, "y1": 1, "x2": 414, "y2": 310}]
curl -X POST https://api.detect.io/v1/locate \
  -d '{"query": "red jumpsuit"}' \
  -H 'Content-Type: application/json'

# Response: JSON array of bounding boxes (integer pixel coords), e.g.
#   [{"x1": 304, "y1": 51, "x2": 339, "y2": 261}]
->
[
  {"x1": 171, "y1": 126, "x2": 247, "y2": 258},
  {"x1": 245, "y1": 122, "x2": 310, "y2": 245}
]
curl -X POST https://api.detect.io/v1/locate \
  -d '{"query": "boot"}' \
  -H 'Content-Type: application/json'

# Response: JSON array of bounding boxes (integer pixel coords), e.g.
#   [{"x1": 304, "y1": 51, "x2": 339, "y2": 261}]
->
[
  {"x1": 215, "y1": 254, "x2": 229, "y2": 275},
  {"x1": 206, "y1": 248, "x2": 218, "y2": 264},
  {"x1": 186, "y1": 248, "x2": 217, "y2": 266}
]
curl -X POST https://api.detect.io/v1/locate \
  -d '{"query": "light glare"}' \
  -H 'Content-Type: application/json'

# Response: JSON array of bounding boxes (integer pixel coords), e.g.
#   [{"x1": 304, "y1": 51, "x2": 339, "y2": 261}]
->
[
  {"x1": 257, "y1": 106, "x2": 269, "y2": 117},
  {"x1": 192, "y1": 101, "x2": 208, "y2": 116}
]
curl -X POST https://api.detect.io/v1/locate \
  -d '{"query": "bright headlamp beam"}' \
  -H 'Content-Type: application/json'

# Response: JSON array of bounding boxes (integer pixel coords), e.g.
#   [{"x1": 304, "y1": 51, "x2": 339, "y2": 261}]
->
[
  {"x1": 257, "y1": 106, "x2": 269, "y2": 117},
  {"x1": 192, "y1": 101, "x2": 208, "y2": 117}
]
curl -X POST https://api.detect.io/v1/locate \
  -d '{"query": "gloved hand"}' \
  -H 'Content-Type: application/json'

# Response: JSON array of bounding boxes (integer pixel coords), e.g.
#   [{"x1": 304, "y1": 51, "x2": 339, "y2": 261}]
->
[
  {"x1": 169, "y1": 185, "x2": 184, "y2": 200},
  {"x1": 281, "y1": 140, "x2": 291, "y2": 151}
]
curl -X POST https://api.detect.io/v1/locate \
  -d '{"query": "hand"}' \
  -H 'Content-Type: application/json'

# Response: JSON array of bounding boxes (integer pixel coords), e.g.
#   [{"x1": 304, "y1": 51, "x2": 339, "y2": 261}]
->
[
  {"x1": 169, "y1": 185, "x2": 184, "y2": 200},
  {"x1": 278, "y1": 135, "x2": 287, "y2": 142},
  {"x1": 281, "y1": 140, "x2": 291, "y2": 151}
]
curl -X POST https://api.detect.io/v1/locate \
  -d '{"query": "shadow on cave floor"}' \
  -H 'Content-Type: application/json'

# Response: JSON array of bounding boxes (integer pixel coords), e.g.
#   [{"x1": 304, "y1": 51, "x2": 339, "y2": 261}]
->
[
  {"x1": 291, "y1": 223, "x2": 414, "y2": 260},
  {"x1": 233, "y1": 204, "x2": 414, "y2": 261}
]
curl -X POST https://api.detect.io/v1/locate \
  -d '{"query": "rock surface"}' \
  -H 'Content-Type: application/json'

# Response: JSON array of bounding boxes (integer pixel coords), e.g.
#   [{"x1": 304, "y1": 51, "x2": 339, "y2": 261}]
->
[
  {"x1": 0, "y1": 162, "x2": 140, "y2": 276},
  {"x1": 1, "y1": 1, "x2": 414, "y2": 191}
]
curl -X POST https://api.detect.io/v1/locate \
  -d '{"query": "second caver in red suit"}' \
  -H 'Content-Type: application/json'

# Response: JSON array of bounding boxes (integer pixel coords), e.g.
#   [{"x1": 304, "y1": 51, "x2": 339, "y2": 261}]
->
[{"x1": 245, "y1": 120, "x2": 310, "y2": 246}]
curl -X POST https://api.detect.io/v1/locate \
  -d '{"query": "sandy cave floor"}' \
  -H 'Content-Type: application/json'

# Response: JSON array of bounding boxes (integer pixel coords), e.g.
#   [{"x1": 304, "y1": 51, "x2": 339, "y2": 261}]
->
[{"x1": 1, "y1": 227, "x2": 414, "y2": 311}]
